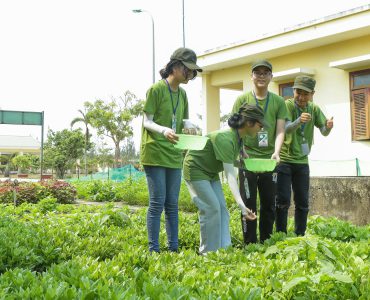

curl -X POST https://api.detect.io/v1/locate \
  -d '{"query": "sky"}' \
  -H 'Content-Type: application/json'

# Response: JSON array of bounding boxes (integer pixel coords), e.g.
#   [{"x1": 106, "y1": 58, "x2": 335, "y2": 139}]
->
[{"x1": 1, "y1": 0, "x2": 369, "y2": 151}]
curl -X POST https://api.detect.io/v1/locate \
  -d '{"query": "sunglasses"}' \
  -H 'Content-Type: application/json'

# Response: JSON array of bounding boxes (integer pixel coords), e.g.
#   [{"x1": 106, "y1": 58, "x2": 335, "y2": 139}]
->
[{"x1": 182, "y1": 65, "x2": 197, "y2": 79}]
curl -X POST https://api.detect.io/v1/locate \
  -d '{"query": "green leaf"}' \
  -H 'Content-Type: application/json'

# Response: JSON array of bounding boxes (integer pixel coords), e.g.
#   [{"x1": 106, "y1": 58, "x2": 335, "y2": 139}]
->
[
  {"x1": 329, "y1": 272, "x2": 353, "y2": 283},
  {"x1": 264, "y1": 245, "x2": 279, "y2": 257},
  {"x1": 282, "y1": 277, "x2": 307, "y2": 293}
]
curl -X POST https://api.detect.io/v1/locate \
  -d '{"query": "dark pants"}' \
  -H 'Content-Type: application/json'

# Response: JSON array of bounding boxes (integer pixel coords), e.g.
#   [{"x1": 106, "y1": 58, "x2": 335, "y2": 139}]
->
[
  {"x1": 239, "y1": 169, "x2": 277, "y2": 243},
  {"x1": 276, "y1": 162, "x2": 310, "y2": 236}
]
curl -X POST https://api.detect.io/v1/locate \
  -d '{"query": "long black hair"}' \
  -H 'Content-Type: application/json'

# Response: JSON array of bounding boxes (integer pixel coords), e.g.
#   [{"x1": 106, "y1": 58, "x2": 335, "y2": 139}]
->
[
  {"x1": 159, "y1": 60, "x2": 197, "y2": 79},
  {"x1": 228, "y1": 113, "x2": 257, "y2": 129}
]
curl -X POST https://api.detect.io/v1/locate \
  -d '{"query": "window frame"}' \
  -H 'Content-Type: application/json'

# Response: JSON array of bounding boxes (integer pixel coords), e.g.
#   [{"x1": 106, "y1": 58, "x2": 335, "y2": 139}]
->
[
  {"x1": 350, "y1": 68, "x2": 370, "y2": 90},
  {"x1": 349, "y1": 69, "x2": 370, "y2": 141},
  {"x1": 279, "y1": 82, "x2": 294, "y2": 100}
]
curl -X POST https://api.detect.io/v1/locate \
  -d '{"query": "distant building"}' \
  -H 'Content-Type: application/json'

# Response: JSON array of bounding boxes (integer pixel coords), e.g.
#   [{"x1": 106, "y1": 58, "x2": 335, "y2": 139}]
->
[
  {"x1": 198, "y1": 5, "x2": 370, "y2": 176},
  {"x1": 0, "y1": 135, "x2": 41, "y2": 155}
]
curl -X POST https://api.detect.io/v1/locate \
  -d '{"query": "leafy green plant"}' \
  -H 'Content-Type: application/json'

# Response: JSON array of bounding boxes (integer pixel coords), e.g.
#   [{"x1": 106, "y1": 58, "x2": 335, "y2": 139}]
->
[
  {"x1": 0, "y1": 202, "x2": 368, "y2": 299},
  {"x1": 38, "y1": 197, "x2": 58, "y2": 213}
]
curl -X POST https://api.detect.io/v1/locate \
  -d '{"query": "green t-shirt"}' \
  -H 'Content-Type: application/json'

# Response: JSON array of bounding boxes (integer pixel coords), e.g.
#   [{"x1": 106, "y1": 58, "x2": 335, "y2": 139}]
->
[
  {"x1": 183, "y1": 129, "x2": 241, "y2": 181},
  {"x1": 232, "y1": 91, "x2": 287, "y2": 158},
  {"x1": 280, "y1": 99, "x2": 327, "y2": 164},
  {"x1": 140, "y1": 80, "x2": 189, "y2": 168}
]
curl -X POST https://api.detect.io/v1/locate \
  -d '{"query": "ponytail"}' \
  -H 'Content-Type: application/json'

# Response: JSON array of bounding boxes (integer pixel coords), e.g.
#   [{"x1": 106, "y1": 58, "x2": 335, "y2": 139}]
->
[
  {"x1": 228, "y1": 113, "x2": 258, "y2": 129},
  {"x1": 228, "y1": 113, "x2": 243, "y2": 129}
]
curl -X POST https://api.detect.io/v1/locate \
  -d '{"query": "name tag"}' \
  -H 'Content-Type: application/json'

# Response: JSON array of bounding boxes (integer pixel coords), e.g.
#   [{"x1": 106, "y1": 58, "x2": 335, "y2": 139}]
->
[
  {"x1": 301, "y1": 143, "x2": 310, "y2": 155},
  {"x1": 258, "y1": 131, "x2": 268, "y2": 147},
  {"x1": 172, "y1": 115, "x2": 177, "y2": 132}
]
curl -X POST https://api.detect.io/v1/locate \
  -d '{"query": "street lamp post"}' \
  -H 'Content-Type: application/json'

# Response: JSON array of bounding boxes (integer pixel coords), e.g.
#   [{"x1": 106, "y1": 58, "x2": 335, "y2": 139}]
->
[
  {"x1": 132, "y1": 9, "x2": 155, "y2": 84},
  {"x1": 182, "y1": 0, "x2": 185, "y2": 47}
]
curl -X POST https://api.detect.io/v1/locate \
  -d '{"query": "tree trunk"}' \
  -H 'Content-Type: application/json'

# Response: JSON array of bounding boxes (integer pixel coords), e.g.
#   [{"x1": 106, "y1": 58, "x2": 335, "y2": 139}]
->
[
  {"x1": 114, "y1": 142, "x2": 121, "y2": 168},
  {"x1": 56, "y1": 167, "x2": 65, "y2": 179},
  {"x1": 84, "y1": 131, "x2": 88, "y2": 176}
]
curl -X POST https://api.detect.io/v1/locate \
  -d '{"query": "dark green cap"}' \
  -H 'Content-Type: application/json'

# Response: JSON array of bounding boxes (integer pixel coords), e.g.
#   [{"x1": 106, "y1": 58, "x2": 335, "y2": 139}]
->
[
  {"x1": 293, "y1": 75, "x2": 316, "y2": 92},
  {"x1": 251, "y1": 59, "x2": 272, "y2": 72},
  {"x1": 170, "y1": 47, "x2": 203, "y2": 72},
  {"x1": 239, "y1": 103, "x2": 269, "y2": 128}
]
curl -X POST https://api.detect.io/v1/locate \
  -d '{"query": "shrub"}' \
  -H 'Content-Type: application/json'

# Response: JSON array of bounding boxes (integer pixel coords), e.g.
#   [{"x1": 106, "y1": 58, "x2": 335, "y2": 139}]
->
[
  {"x1": 40, "y1": 180, "x2": 76, "y2": 204},
  {"x1": 0, "y1": 180, "x2": 76, "y2": 205}
]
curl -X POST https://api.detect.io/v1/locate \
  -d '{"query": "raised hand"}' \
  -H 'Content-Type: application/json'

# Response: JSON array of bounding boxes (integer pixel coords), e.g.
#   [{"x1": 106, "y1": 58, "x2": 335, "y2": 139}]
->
[{"x1": 326, "y1": 116, "x2": 334, "y2": 129}]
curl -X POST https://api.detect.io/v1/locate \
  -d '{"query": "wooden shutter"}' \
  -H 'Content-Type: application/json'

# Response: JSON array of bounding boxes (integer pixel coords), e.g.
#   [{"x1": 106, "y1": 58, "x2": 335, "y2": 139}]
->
[{"x1": 351, "y1": 88, "x2": 370, "y2": 140}]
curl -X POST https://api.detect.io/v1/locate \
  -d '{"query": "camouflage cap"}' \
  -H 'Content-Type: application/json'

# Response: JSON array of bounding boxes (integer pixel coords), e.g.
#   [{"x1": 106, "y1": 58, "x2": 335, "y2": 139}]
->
[
  {"x1": 170, "y1": 47, "x2": 203, "y2": 72},
  {"x1": 239, "y1": 103, "x2": 269, "y2": 128},
  {"x1": 251, "y1": 59, "x2": 272, "y2": 72},
  {"x1": 293, "y1": 75, "x2": 316, "y2": 92}
]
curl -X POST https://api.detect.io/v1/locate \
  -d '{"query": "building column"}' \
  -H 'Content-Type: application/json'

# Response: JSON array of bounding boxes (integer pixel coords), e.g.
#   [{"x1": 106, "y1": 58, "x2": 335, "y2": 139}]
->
[
  {"x1": 243, "y1": 78, "x2": 249, "y2": 92},
  {"x1": 202, "y1": 73, "x2": 220, "y2": 134}
]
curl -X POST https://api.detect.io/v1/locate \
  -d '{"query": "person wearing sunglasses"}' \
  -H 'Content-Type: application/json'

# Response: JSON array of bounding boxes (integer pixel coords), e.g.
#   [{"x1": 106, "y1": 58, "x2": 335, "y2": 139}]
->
[{"x1": 140, "y1": 48, "x2": 202, "y2": 253}]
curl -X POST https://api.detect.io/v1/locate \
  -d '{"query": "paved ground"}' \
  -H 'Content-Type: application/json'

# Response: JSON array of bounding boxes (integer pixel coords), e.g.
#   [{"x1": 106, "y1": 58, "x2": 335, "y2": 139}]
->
[{"x1": 74, "y1": 199, "x2": 143, "y2": 212}]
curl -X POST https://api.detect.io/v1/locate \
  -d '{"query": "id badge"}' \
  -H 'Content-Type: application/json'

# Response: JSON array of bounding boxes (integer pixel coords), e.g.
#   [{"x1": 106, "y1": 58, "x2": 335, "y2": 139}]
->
[
  {"x1": 258, "y1": 131, "x2": 268, "y2": 147},
  {"x1": 171, "y1": 115, "x2": 177, "y2": 131},
  {"x1": 301, "y1": 143, "x2": 310, "y2": 155},
  {"x1": 244, "y1": 177, "x2": 250, "y2": 199}
]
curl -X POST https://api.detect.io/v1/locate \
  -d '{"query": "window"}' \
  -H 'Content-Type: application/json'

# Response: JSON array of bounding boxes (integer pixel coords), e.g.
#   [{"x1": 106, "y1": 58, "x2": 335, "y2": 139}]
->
[
  {"x1": 279, "y1": 82, "x2": 294, "y2": 99},
  {"x1": 350, "y1": 69, "x2": 370, "y2": 141},
  {"x1": 353, "y1": 73, "x2": 370, "y2": 88}
]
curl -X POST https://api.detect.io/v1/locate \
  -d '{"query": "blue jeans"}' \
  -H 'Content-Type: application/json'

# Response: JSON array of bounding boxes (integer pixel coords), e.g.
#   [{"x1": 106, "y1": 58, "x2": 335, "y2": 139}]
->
[
  {"x1": 185, "y1": 180, "x2": 231, "y2": 254},
  {"x1": 276, "y1": 162, "x2": 310, "y2": 236},
  {"x1": 144, "y1": 166, "x2": 182, "y2": 252}
]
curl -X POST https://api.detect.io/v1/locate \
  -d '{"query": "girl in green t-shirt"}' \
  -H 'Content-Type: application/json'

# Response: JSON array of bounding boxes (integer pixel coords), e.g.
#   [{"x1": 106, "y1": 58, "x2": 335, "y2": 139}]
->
[
  {"x1": 184, "y1": 104, "x2": 267, "y2": 254},
  {"x1": 140, "y1": 48, "x2": 202, "y2": 253}
]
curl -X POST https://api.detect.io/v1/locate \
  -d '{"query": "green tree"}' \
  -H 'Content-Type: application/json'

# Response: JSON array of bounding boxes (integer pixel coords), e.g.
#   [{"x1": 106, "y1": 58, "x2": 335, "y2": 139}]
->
[
  {"x1": 70, "y1": 109, "x2": 91, "y2": 176},
  {"x1": 84, "y1": 90, "x2": 144, "y2": 167},
  {"x1": 0, "y1": 153, "x2": 17, "y2": 176},
  {"x1": 44, "y1": 129, "x2": 86, "y2": 179},
  {"x1": 12, "y1": 154, "x2": 38, "y2": 174},
  {"x1": 121, "y1": 137, "x2": 139, "y2": 165}
]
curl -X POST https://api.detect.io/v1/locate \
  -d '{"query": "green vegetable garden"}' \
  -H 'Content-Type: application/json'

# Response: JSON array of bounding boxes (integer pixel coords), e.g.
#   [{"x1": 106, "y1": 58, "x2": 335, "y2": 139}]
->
[{"x1": 0, "y1": 180, "x2": 369, "y2": 299}]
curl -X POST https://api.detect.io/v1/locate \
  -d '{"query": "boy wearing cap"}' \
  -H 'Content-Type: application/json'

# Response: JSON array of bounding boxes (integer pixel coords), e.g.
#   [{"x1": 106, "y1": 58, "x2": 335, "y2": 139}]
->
[
  {"x1": 276, "y1": 75, "x2": 334, "y2": 236},
  {"x1": 140, "y1": 47, "x2": 202, "y2": 253},
  {"x1": 232, "y1": 59, "x2": 287, "y2": 244}
]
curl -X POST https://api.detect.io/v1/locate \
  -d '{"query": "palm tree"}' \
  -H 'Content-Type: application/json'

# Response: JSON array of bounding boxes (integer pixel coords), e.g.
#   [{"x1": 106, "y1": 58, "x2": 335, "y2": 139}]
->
[
  {"x1": 0, "y1": 153, "x2": 17, "y2": 177},
  {"x1": 71, "y1": 109, "x2": 91, "y2": 176}
]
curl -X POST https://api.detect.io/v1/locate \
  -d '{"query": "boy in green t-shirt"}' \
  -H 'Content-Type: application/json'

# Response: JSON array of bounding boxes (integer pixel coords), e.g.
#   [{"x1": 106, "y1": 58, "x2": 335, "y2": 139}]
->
[
  {"x1": 276, "y1": 75, "x2": 334, "y2": 236},
  {"x1": 232, "y1": 59, "x2": 287, "y2": 243}
]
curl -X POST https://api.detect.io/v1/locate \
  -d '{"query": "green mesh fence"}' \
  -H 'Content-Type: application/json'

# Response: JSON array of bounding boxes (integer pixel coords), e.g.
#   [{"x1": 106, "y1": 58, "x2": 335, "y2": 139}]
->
[{"x1": 70, "y1": 165, "x2": 144, "y2": 182}]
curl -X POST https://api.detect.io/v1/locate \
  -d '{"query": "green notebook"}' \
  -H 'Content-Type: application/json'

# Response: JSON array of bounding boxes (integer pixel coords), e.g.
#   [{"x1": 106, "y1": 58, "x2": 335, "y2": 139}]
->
[{"x1": 174, "y1": 134, "x2": 209, "y2": 151}]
